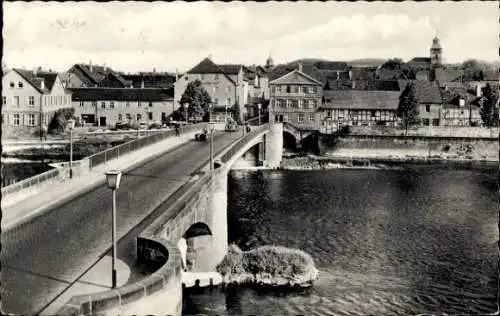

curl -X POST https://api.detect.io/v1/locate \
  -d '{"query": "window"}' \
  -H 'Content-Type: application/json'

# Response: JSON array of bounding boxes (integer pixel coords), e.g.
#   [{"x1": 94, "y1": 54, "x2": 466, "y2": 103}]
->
[
  {"x1": 18, "y1": 82, "x2": 23, "y2": 88},
  {"x1": 286, "y1": 86, "x2": 291, "y2": 93},
  {"x1": 292, "y1": 85, "x2": 299, "y2": 93},
  {"x1": 299, "y1": 86, "x2": 306, "y2": 93},
  {"x1": 214, "y1": 74, "x2": 219, "y2": 80},
  {"x1": 9, "y1": 82, "x2": 15, "y2": 88},
  {"x1": 80, "y1": 101, "x2": 84, "y2": 107},
  {"x1": 126, "y1": 102, "x2": 130, "y2": 107},
  {"x1": 149, "y1": 102, "x2": 153, "y2": 107},
  {"x1": 2, "y1": 96, "x2": 6, "y2": 105},
  {"x1": 276, "y1": 99, "x2": 282, "y2": 107},
  {"x1": 137, "y1": 113, "x2": 142, "y2": 121},
  {"x1": 326, "y1": 111, "x2": 332, "y2": 118},
  {"x1": 148, "y1": 112, "x2": 153, "y2": 120},
  {"x1": 101, "y1": 101, "x2": 106, "y2": 108},
  {"x1": 308, "y1": 100, "x2": 314, "y2": 109},
  {"x1": 432, "y1": 119, "x2": 440, "y2": 126},
  {"x1": 309, "y1": 113, "x2": 315, "y2": 121},
  {"x1": 28, "y1": 96, "x2": 35, "y2": 106},
  {"x1": 423, "y1": 118, "x2": 430, "y2": 126},
  {"x1": 298, "y1": 114, "x2": 304, "y2": 122},
  {"x1": 298, "y1": 99, "x2": 304, "y2": 108},
  {"x1": 13, "y1": 113, "x2": 20, "y2": 126},
  {"x1": 283, "y1": 114, "x2": 289, "y2": 122},
  {"x1": 425, "y1": 105, "x2": 431, "y2": 112},
  {"x1": 271, "y1": 86, "x2": 276, "y2": 94},
  {"x1": 286, "y1": 99, "x2": 292, "y2": 108},
  {"x1": 110, "y1": 101, "x2": 115, "y2": 109},
  {"x1": 281, "y1": 85, "x2": 287, "y2": 93},
  {"x1": 201, "y1": 74, "x2": 205, "y2": 80},
  {"x1": 138, "y1": 101, "x2": 142, "y2": 107},
  {"x1": 226, "y1": 98, "x2": 231, "y2": 106},
  {"x1": 118, "y1": 114, "x2": 123, "y2": 121},
  {"x1": 126, "y1": 113, "x2": 131, "y2": 120},
  {"x1": 28, "y1": 114, "x2": 35, "y2": 126},
  {"x1": 308, "y1": 86, "x2": 315, "y2": 93},
  {"x1": 92, "y1": 101, "x2": 97, "y2": 107},
  {"x1": 14, "y1": 96, "x2": 20, "y2": 106}
]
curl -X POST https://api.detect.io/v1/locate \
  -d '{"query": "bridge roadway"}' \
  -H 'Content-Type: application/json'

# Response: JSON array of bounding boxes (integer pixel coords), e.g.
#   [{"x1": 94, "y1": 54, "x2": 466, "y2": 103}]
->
[{"x1": 1, "y1": 131, "x2": 243, "y2": 315}]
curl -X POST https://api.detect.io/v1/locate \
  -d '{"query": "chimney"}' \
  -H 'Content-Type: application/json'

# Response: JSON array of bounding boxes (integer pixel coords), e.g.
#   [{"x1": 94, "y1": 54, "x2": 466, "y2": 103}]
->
[
  {"x1": 103, "y1": 63, "x2": 107, "y2": 72},
  {"x1": 336, "y1": 71, "x2": 340, "y2": 81},
  {"x1": 141, "y1": 77, "x2": 145, "y2": 89},
  {"x1": 459, "y1": 98, "x2": 465, "y2": 107},
  {"x1": 349, "y1": 70, "x2": 353, "y2": 81},
  {"x1": 40, "y1": 79, "x2": 45, "y2": 90},
  {"x1": 153, "y1": 68, "x2": 156, "y2": 73},
  {"x1": 298, "y1": 63, "x2": 303, "y2": 72},
  {"x1": 175, "y1": 69, "x2": 179, "y2": 81},
  {"x1": 89, "y1": 60, "x2": 93, "y2": 72},
  {"x1": 476, "y1": 84, "x2": 481, "y2": 97}
]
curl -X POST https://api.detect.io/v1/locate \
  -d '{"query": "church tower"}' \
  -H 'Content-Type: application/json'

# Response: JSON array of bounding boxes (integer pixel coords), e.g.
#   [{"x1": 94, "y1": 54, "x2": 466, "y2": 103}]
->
[
  {"x1": 430, "y1": 35, "x2": 442, "y2": 67},
  {"x1": 265, "y1": 53, "x2": 274, "y2": 69}
]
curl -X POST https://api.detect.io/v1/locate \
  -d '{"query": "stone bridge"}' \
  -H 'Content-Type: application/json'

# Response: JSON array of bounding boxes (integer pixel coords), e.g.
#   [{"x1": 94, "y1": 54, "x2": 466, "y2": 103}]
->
[
  {"x1": 56, "y1": 123, "x2": 283, "y2": 316},
  {"x1": 282, "y1": 122, "x2": 316, "y2": 149}
]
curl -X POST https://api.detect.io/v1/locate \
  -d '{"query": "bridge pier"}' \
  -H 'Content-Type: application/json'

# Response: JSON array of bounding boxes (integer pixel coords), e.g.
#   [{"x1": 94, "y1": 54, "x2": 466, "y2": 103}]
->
[
  {"x1": 264, "y1": 123, "x2": 283, "y2": 168},
  {"x1": 208, "y1": 172, "x2": 228, "y2": 270}
]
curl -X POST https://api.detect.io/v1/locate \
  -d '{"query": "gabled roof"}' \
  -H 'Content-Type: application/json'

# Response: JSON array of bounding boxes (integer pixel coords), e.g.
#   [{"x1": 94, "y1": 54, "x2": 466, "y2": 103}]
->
[
  {"x1": 121, "y1": 73, "x2": 175, "y2": 88},
  {"x1": 12, "y1": 69, "x2": 58, "y2": 93},
  {"x1": 99, "y1": 71, "x2": 133, "y2": 88},
  {"x1": 68, "y1": 63, "x2": 113, "y2": 86},
  {"x1": 218, "y1": 64, "x2": 242, "y2": 75},
  {"x1": 187, "y1": 58, "x2": 224, "y2": 74},
  {"x1": 322, "y1": 90, "x2": 401, "y2": 110},
  {"x1": 68, "y1": 88, "x2": 174, "y2": 102},
  {"x1": 409, "y1": 57, "x2": 431, "y2": 63},
  {"x1": 269, "y1": 69, "x2": 322, "y2": 86},
  {"x1": 407, "y1": 57, "x2": 431, "y2": 70},
  {"x1": 325, "y1": 79, "x2": 401, "y2": 91},
  {"x1": 435, "y1": 67, "x2": 464, "y2": 83},
  {"x1": 409, "y1": 81, "x2": 442, "y2": 104}
]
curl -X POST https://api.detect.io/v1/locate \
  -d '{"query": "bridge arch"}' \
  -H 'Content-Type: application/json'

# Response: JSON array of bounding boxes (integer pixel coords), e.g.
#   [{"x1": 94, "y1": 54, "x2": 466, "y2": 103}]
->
[
  {"x1": 183, "y1": 222, "x2": 212, "y2": 238},
  {"x1": 283, "y1": 131, "x2": 297, "y2": 149},
  {"x1": 182, "y1": 222, "x2": 213, "y2": 272}
]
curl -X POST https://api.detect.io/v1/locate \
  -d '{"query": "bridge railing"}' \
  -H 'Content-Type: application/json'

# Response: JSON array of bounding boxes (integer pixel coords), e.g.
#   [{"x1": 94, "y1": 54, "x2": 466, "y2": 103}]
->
[
  {"x1": 220, "y1": 123, "x2": 269, "y2": 163},
  {"x1": 1, "y1": 168, "x2": 61, "y2": 196},
  {"x1": 88, "y1": 123, "x2": 207, "y2": 170}
]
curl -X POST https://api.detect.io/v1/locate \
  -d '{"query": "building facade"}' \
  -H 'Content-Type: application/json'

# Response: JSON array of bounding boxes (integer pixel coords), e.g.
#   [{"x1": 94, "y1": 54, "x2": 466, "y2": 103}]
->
[
  {"x1": 69, "y1": 88, "x2": 174, "y2": 127},
  {"x1": 2, "y1": 69, "x2": 72, "y2": 130},
  {"x1": 319, "y1": 90, "x2": 400, "y2": 133},
  {"x1": 174, "y1": 58, "x2": 248, "y2": 122},
  {"x1": 269, "y1": 68, "x2": 323, "y2": 130}
]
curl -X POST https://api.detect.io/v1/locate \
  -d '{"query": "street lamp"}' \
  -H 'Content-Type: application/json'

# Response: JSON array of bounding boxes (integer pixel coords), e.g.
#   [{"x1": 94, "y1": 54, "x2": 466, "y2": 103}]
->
[
  {"x1": 67, "y1": 119, "x2": 76, "y2": 179},
  {"x1": 208, "y1": 103, "x2": 213, "y2": 123},
  {"x1": 183, "y1": 103, "x2": 189, "y2": 125},
  {"x1": 209, "y1": 122, "x2": 215, "y2": 171},
  {"x1": 105, "y1": 170, "x2": 122, "y2": 289},
  {"x1": 257, "y1": 103, "x2": 262, "y2": 126}
]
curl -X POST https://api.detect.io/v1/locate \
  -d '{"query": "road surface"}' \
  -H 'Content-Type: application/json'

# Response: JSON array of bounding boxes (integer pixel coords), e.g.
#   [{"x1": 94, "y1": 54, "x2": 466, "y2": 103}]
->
[{"x1": 1, "y1": 131, "x2": 243, "y2": 314}]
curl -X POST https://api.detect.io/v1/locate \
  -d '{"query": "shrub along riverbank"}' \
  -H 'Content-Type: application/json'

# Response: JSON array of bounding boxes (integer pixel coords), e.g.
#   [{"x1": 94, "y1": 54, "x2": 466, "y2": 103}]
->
[
  {"x1": 1, "y1": 136, "x2": 135, "y2": 161},
  {"x1": 216, "y1": 244, "x2": 319, "y2": 288}
]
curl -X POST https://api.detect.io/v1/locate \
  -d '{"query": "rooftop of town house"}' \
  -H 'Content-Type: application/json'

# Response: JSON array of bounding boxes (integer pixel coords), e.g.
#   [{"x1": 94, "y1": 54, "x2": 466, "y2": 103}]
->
[
  {"x1": 441, "y1": 86, "x2": 483, "y2": 107},
  {"x1": 68, "y1": 63, "x2": 114, "y2": 86},
  {"x1": 434, "y1": 67, "x2": 465, "y2": 83},
  {"x1": 68, "y1": 87, "x2": 174, "y2": 102},
  {"x1": 269, "y1": 69, "x2": 323, "y2": 86},
  {"x1": 184, "y1": 58, "x2": 237, "y2": 84},
  {"x1": 407, "y1": 80, "x2": 443, "y2": 104},
  {"x1": 99, "y1": 71, "x2": 133, "y2": 88},
  {"x1": 120, "y1": 73, "x2": 176, "y2": 89},
  {"x1": 12, "y1": 68, "x2": 59, "y2": 94},
  {"x1": 321, "y1": 90, "x2": 401, "y2": 110},
  {"x1": 217, "y1": 64, "x2": 243, "y2": 75},
  {"x1": 325, "y1": 79, "x2": 401, "y2": 91}
]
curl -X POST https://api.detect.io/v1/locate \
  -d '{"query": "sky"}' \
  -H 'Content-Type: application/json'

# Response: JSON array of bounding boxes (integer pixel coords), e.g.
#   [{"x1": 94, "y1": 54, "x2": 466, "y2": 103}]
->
[{"x1": 3, "y1": 1, "x2": 499, "y2": 73}]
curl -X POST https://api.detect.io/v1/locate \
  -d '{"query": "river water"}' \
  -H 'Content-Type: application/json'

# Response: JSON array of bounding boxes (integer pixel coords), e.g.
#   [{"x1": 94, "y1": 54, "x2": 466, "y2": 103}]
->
[{"x1": 183, "y1": 166, "x2": 498, "y2": 315}]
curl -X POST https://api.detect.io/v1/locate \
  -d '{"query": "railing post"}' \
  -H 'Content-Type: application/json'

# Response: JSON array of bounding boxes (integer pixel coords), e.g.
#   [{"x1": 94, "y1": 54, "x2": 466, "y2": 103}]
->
[{"x1": 105, "y1": 150, "x2": 107, "y2": 164}]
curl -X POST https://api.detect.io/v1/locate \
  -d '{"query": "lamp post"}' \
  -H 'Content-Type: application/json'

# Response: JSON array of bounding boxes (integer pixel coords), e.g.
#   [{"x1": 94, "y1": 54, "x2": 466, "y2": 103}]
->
[
  {"x1": 183, "y1": 103, "x2": 189, "y2": 125},
  {"x1": 105, "y1": 170, "x2": 122, "y2": 289},
  {"x1": 257, "y1": 103, "x2": 262, "y2": 126},
  {"x1": 67, "y1": 119, "x2": 76, "y2": 179},
  {"x1": 209, "y1": 122, "x2": 215, "y2": 171}
]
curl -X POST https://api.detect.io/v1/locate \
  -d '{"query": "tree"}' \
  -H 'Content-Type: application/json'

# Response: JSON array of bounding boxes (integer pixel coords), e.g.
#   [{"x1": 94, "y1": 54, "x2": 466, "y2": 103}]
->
[
  {"x1": 48, "y1": 108, "x2": 76, "y2": 134},
  {"x1": 479, "y1": 83, "x2": 499, "y2": 127},
  {"x1": 381, "y1": 58, "x2": 405, "y2": 70},
  {"x1": 397, "y1": 83, "x2": 421, "y2": 135},
  {"x1": 179, "y1": 80, "x2": 212, "y2": 120}
]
